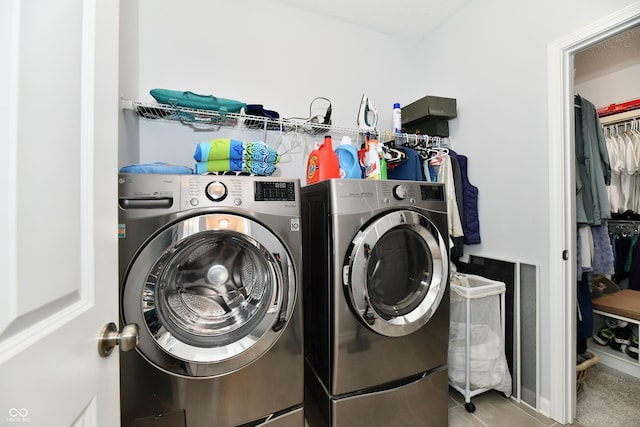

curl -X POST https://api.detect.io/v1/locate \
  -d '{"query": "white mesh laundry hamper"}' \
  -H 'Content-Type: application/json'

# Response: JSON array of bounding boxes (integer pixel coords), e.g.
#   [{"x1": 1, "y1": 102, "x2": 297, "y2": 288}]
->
[{"x1": 448, "y1": 273, "x2": 512, "y2": 413}]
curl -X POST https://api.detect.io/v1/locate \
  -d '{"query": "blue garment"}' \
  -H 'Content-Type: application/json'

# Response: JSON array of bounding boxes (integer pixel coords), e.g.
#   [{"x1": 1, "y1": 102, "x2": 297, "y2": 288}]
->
[
  {"x1": 119, "y1": 162, "x2": 193, "y2": 174},
  {"x1": 450, "y1": 150, "x2": 481, "y2": 244},
  {"x1": 387, "y1": 147, "x2": 425, "y2": 181}
]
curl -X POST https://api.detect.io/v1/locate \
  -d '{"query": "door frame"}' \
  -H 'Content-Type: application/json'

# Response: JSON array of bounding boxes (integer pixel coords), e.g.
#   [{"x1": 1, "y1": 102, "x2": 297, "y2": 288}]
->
[{"x1": 547, "y1": 3, "x2": 640, "y2": 423}]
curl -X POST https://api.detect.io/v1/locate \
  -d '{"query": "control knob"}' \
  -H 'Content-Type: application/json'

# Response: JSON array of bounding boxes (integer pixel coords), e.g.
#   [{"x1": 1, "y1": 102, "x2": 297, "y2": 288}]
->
[
  {"x1": 206, "y1": 181, "x2": 228, "y2": 202},
  {"x1": 392, "y1": 184, "x2": 407, "y2": 200}
]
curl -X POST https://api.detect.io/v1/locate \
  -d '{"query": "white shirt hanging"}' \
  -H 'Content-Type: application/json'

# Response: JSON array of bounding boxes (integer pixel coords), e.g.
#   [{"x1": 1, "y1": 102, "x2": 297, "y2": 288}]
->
[{"x1": 430, "y1": 153, "x2": 464, "y2": 238}]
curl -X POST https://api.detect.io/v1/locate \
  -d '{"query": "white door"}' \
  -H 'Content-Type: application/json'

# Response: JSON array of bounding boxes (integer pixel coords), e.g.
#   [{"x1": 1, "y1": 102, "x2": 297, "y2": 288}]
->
[{"x1": 0, "y1": 1, "x2": 121, "y2": 426}]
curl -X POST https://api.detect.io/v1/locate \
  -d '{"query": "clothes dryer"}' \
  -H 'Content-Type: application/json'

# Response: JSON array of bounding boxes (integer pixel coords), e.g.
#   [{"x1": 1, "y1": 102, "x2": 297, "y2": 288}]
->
[
  {"x1": 118, "y1": 174, "x2": 303, "y2": 427},
  {"x1": 302, "y1": 179, "x2": 450, "y2": 427}
]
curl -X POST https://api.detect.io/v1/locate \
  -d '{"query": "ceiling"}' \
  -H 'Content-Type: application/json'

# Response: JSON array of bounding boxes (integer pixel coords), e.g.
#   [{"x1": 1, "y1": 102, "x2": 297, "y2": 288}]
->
[
  {"x1": 268, "y1": 0, "x2": 473, "y2": 41},
  {"x1": 268, "y1": 1, "x2": 639, "y2": 82},
  {"x1": 575, "y1": 25, "x2": 640, "y2": 83}
]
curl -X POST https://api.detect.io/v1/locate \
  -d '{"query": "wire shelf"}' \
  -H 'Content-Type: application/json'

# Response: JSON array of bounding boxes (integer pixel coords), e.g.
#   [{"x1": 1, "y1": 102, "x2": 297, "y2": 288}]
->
[
  {"x1": 121, "y1": 98, "x2": 452, "y2": 148},
  {"x1": 123, "y1": 99, "x2": 373, "y2": 138}
]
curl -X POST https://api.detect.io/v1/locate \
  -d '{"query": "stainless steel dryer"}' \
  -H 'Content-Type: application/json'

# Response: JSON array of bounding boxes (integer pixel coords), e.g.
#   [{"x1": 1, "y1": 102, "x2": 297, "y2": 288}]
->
[
  {"x1": 301, "y1": 179, "x2": 450, "y2": 427},
  {"x1": 118, "y1": 174, "x2": 303, "y2": 427}
]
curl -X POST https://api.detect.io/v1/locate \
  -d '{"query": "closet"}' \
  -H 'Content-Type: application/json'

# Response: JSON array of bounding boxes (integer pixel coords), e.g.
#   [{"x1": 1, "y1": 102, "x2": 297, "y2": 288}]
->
[
  {"x1": 573, "y1": 23, "x2": 640, "y2": 426},
  {"x1": 587, "y1": 107, "x2": 640, "y2": 376}
]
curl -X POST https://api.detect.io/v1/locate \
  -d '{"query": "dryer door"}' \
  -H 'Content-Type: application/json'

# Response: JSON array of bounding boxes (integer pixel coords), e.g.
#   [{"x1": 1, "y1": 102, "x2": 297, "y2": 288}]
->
[
  {"x1": 122, "y1": 213, "x2": 296, "y2": 378},
  {"x1": 344, "y1": 209, "x2": 449, "y2": 337}
]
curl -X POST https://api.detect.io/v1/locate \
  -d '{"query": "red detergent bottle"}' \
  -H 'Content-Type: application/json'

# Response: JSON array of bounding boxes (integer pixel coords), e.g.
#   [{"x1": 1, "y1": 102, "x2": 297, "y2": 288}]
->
[{"x1": 306, "y1": 135, "x2": 340, "y2": 184}]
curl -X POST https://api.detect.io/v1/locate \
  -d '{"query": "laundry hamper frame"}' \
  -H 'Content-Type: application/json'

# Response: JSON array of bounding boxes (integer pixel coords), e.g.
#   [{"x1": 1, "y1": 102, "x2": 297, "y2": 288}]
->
[{"x1": 449, "y1": 275, "x2": 507, "y2": 413}]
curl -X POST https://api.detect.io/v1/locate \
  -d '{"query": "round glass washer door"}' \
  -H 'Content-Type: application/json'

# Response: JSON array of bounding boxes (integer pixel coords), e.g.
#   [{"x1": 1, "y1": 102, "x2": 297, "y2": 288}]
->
[
  {"x1": 122, "y1": 213, "x2": 296, "y2": 378},
  {"x1": 344, "y1": 209, "x2": 449, "y2": 337}
]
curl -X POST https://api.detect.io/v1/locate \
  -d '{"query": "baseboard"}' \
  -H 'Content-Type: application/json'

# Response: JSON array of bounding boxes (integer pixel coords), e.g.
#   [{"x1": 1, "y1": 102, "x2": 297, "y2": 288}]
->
[{"x1": 538, "y1": 396, "x2": 552, "y2": 418}]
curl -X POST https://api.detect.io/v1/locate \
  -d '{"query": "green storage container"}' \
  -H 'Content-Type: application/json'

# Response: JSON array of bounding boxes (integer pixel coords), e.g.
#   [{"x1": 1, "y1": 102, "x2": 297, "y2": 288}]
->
[
  {"x1": 401, "y1": 96, "x2": 457, "y2": 124},
  {"x1": 401, "y1": 95, "x2": 456, "y2": 137}
]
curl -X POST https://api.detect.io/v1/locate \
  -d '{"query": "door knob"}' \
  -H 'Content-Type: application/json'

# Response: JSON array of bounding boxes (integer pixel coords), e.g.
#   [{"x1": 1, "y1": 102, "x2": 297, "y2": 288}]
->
[{"x1": 98, "y1": 322, "x2": 139, "y2": 357}]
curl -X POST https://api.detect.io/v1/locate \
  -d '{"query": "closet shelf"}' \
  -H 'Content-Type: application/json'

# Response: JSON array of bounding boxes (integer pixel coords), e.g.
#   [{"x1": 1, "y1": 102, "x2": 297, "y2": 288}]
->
[{"x1": 121, "y1": 98, "x2": 451, "y2": 145}]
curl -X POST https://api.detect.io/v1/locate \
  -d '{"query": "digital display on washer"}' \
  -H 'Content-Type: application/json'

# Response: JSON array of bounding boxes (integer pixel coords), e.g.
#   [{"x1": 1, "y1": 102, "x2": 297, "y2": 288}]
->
[
  {"x1": 254, "y1": 182, "x2": 296, "y2": 201},
  {"x1": 420, "y1": 185, "x2": 445, "y2": 201}
]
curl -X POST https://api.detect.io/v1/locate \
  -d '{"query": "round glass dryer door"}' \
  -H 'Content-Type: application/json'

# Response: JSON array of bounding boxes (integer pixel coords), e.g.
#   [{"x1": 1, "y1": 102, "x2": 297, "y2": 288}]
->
[
  {"x1": 344, "y1": 209, "x2": 449, "y2": 337},
  {"x1": 122, "y1": 213, "x2": 296, "y2": 378}
]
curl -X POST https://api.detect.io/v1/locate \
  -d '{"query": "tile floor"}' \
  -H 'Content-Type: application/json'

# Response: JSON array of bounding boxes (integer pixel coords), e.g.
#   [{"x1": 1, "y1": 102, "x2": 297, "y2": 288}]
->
[
  {"x1": 448, "y1": 387, "x2": 584, "y2": 427},
  {"x1": 305, "y1": 387, "x2": 585, "y2": 426}
]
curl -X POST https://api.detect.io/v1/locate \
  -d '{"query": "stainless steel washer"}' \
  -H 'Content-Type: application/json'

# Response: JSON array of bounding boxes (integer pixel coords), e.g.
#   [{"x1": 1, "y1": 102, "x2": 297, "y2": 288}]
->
[
  {"x1": 302, "y1": 179, "x2": 450, "y2": 427},
  {"x1": 118, "y1": 174, "x2": 303, "y2": 427}
]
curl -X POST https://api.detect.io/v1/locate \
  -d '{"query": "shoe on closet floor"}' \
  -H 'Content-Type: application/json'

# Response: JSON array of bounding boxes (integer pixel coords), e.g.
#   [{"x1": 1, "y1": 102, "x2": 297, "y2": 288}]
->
[
  {"x1": 605, "y1": 318, "x2": 628, "y2": 329},
  {"x1": 627, "y1": 336, "x2": 639, "y2": 360},
  {"x1": 593, "y1": 327, "x2": 614, "y2": 346},
  {"x1": 610, "y1": 325, "x2": 633, "y2": 352}
]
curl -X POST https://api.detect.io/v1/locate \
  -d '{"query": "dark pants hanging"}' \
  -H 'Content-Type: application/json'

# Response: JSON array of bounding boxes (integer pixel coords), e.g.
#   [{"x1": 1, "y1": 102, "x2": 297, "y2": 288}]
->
[{"x1": 577, "y1": 273, "x2": 594, "y2": 354}]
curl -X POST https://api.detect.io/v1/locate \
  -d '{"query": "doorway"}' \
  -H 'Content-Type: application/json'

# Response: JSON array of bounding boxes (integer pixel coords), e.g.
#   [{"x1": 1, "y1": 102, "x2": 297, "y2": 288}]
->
[
  {"x1": 573, "y1": 24, "x2": 640, "y2": 426},
  {"x1": 548, "y1": 3, "x2": 640, "y2": 424}
]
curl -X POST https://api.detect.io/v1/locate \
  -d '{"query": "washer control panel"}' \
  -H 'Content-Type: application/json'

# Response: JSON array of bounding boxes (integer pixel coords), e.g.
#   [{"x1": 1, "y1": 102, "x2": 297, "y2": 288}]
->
[{"x1": 181, "y1": 175, "x2": 300, "y2": 215}]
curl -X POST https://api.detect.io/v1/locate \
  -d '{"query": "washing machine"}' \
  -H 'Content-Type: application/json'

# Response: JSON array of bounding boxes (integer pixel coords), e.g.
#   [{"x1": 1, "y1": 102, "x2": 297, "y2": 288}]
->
[
  {"x1": 301, "y1": 179, "x2": 450, "y2": 427},
  {"x1": 118, "y1": 173, "x2": 303, "y2": 427}
]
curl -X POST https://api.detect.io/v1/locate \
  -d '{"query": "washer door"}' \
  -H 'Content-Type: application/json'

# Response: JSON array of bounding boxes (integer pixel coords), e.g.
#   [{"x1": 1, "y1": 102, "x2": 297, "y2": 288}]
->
[
  {"x1": 122, "y1": 213, "x2": 296, "y2": 377},
  {"x1": 344, "y1": 209, "x2": 449, "y2": 337}
]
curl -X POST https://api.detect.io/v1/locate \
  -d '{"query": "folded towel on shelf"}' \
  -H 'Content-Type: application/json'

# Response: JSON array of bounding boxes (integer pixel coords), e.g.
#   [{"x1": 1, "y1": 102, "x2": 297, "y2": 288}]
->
[
  {"x1": 119, "y1": 162, "x2": 193, "y2": 174},
  {"x1": 194, "y1": 139, "x2": 280, "y2": 163},
  {"x1": 193, "y1": 139, "x2": 280, "y2": 176},
  {"x1": 194, "y1": 139, "x2": 245, "y2": 161},
  {"x1": 195, "y1": 159, "x2": 277, "y2": 176}
]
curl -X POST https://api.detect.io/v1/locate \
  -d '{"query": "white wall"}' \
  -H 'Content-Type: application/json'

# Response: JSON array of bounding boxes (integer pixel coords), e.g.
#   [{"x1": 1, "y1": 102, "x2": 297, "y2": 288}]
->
[
  {"x1": 128, "y1": 0, "x2": 640, "y2": 417},
  {"x1": 575, "y1": 63, "x2": 640, "y2": 108},
  {"x1": 407, "y1": 0, "x2": 639, "y2": 413},
  {"x1": 129, "y1": 0, "x2": 425, "y2": 181}
]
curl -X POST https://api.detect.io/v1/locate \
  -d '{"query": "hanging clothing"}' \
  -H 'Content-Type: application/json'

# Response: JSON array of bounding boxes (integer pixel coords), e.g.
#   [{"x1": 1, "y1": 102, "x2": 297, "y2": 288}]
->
[
  {"x1": 449, "y1": 153, "x2": 464, "y2": 259},
  {"x1": 430, "y1": 153, "x2": 464, "y2": 238},
  {"x1": 605, "y1": 131, "x2": 624, "y2": 212},
  {"x1": 576, "y1": 222, "x2": 615, "y2": 277},
  {"x1": 575, "y1": 95, "x2": 611, "y2": 225},
  {"x1": 577, "y1": 225, "x2": 594, "y2": 277},
  {"x1": 577, "y1": 273, "x2": 594, "y2": 351},
  {"x1": 422, "y1": 158, "x2": 437, "y2": 182},
  {"x1": 386, "y1": 146, "x2": 425, "y2": 181},
  {"x1": 628, "y1": 239, "x2": 640, "y2": 291},
  {"x1": 450, "y1": 150, "x2": 481, "y2": 244},
  {"x1": 591, "y1": 222, "x2": 615, "y2": 276},
  {"x1": 619, "y1": 131, "x2": 639, "y2": 213},
  {"x1": 633, "y1": 130, "x2": 640, "y2": 213},
  {"x1": 623, "y1": 233, "x2": 639, "y2": 273},
  {"x1": 613, "y1": 233, "x2": 632, "y2": 282}
]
